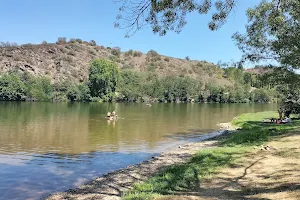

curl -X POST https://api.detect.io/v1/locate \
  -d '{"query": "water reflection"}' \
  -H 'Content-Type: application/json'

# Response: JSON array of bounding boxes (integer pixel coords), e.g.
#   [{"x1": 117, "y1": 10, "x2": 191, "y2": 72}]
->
[{"x1": 0, "y1": 102, "x2": 277, "y2": 199}]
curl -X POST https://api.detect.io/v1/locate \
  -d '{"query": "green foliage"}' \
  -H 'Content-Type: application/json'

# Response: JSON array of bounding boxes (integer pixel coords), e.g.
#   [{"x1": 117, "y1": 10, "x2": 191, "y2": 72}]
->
[
  {"x1": 123, "y1": 111, "x2": 300, "y2": 200},
  {"x1": 147, "y1": 50, "x2": 159, "y2": 57},
  {"x1": 124, "y1": 50, "x2": 133, "y2": 57},
  {"x1": 24, "y1": 74, "x2": 53, "y2": 101},
  {"x1": 56, "y1": 37, "x2": 67, "y2": 44},
  {"x1": 75, "y1": 38, "x2": 83, "y2": 43},
  {"x1": 111, "y1": 47, "x2": 121, "y2": 57},
  {"x1": 123, "y1": 147, "x2": 248, "y2": 199},
  {"x1": 0, "y1": 72, "x2": 27, "y2": 101},
  {"x1": 251, "y1": 88, "x2": 271, "y2": 103},
  {"x1": 67, "y1": 83, "x2": 91, "y2": 101},
  {"x1": 133, "y1": 51, "x2": 142, "y2": 57},
  {"x1": 89, "y1": 40, "x2": 96, "y2": 46},
  {"x1": 117, "y1": 70, "x2": 144, "y2": 102},
  {"x1": 224, "y1": 111, "x2": 300, "y2": 146},
  {"x1": 88, "y1": 59, "x2": 120, "y2": 101},
  {"x1": 233, "y1": 0, "x2": 300, "y2": 69},
  {"x1": 116, "y1": 0, "x2": 237, "y2": 36}
]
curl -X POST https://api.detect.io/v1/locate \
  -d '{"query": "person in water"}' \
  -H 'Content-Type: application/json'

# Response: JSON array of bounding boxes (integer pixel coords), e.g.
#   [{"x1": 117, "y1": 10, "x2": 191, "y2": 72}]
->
[
  {"x1": 111, "y1": 111, "x2": 118, "y2": 120},
  {"x1": 106, "y1": 112, "x2": 114, "y2": 120},
  {"x1": 106, "y1": 111, "x2": 118, "y2": 120}
]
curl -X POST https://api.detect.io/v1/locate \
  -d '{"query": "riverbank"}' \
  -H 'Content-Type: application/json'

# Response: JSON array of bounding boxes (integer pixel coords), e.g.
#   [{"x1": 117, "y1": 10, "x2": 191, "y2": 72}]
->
[
  {"x1": 123, "y1": 111, "x2": 300, "y2": 200},
  {"x1": 46, "y1": 111, "x2": 300, "y2": 200},
  {"x1": 46, "y1": 130, "x2": 235, "y2": 200}
]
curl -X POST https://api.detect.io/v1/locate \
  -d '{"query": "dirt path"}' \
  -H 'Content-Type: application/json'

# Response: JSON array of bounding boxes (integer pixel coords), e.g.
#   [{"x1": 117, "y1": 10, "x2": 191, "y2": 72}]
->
[
  {"x1": 157, "y1": 131, "x2": 300, "y2": 200},
  {"x1": 46, "y1": 130, "x2": 229, "y2": 200}
]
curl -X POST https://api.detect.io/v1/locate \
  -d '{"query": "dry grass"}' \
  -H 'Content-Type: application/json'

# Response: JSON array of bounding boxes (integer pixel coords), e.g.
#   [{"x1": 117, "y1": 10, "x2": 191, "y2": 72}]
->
[
  {"x1": 156, "y1": 132, "x2": 300, "y2": 200},
  {"x1": 0, "y1": 42, "x2": 232, "y2": 86}
]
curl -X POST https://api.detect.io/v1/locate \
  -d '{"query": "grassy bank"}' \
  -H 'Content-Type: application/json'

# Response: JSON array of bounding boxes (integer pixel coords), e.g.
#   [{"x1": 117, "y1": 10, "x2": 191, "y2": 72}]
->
[{"x1": 122, "y1": 111, "x2": 300, "y2": 200}]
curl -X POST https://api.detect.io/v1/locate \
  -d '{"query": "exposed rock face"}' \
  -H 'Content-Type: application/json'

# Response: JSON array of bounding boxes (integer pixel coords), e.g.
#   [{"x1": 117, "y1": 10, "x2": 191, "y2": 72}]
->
[{"x1": 0, "y1": 42, "x2": 231, "y2": 86}]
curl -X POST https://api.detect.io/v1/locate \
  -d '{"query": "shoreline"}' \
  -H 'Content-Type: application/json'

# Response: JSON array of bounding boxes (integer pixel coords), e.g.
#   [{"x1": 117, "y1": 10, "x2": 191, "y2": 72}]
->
[{"x1": 46, "y1": 125, "x2": 235, "y2": 200}]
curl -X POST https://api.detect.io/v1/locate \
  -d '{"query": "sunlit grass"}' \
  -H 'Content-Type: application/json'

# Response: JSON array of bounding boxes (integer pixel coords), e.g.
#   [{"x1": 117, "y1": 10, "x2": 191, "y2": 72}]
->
[{"x1": 122, "y1": 111, "x2": 300, "y2": 200}]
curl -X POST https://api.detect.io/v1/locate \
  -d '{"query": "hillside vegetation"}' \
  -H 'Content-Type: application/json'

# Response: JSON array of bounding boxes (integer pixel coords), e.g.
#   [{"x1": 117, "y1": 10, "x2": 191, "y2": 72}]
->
[
  {"x1": 0, "y1": 39, "x2": 228, "y2": 85},
  {"x1": 0, "y1": 39, "x2": 279, "y2": 103}
]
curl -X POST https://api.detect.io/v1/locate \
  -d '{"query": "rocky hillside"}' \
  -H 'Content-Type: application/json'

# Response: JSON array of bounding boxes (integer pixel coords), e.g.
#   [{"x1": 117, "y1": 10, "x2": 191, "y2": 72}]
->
[{"x1": 0, "y1": 40, "x2": 231, "y2": 86}]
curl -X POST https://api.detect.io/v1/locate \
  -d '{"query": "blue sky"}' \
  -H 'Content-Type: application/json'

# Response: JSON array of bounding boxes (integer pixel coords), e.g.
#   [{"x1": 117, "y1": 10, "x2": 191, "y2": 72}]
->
[{"x1": 0, "y1": 0, "x2": 263, "y2": 66}]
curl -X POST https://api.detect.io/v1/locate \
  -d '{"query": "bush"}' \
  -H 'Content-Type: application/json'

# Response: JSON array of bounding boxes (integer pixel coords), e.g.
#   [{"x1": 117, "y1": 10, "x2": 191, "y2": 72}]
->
[
  {"x1": 25, "y1": 75, "x2": 53, "y2": 101},
  {"x1": 89, "y1": 40, "x2": 96, "y2": 46},
  {"x1": 133, "y1": 51, "x2": 142, "y2": 57},
  {"x1": 0, "y1": 72, "x2": 27, "y2": 101},
  {"x1": 41, "y1": 41, "x2": 48, "y2": 45},
  {"x1": 124, "y1": 50, "x2": 133, "y2": 57},
  {"x1": 111, "y1": 47, "x2": 121, "y2": 57},
  {"x1": 164, "y1": 57, "x2": 170, "y2": 62},
  {"x1": 251, "y1": 88, "x2": 271, "y2": 103},
  {"x1": 147, "y1": 50, "x2": 159, "y2": 57},
  {"x1": 185, "y1": 56, "x2": 190, "y2": 61},
  {"x1": 75, "y1": 38, "x2": 83, "y2": 43},
  {"x1": 69, "y1": 38, "x2": 76, "y2": 43},
  {"x1": 56, "y1": 37, "x2": 67, "y2": 44},
  {"x1": 67, "y1": 83, "x2": 90, "y2": 101}
]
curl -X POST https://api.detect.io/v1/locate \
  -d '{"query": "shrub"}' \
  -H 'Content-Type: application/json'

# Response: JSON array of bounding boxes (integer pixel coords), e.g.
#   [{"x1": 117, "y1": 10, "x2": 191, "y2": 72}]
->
[
  {"x1": 67, "y1": 83, "x2": 91, "y2": 101},
  {"x1": 0, "y1": 72, "x2": 27, "y2": 101},
  {"x1": 133, "y1": 51, "x2": 142, "y2": 57},
  {"x1": 185, "y1": 56, "x2": 190, "y2": 61},
  {"x1": 89, "y1": 40, "x2": 97, "y2": 46},
  {"x1": 147, "y1": 50, "x2": 159, "y2": 57},
  {"x1": 111, "y1": 47, "x2": 121, "y2": 57},
  {"x1": 151, "y1": 56, "x2": 161, "y2": 62},
  {"x1": 75, "y1": 38, "x2": 83, "y2": 43},
  {"x1": 41, "y1": 41, "x2": 48, "y2": 45},
  {"x1": 164, "y1": 57, "x2": 170, "y2": 62},
  {"x1": 124, "y1": 49, "x2": 133, "y2": 57},
  {"x1": 22, "y1": 43, "x2": 34, "y2": 48},
  {"x1": 0, "y1": 42, "x2": 18, "y2": 47},
  {"x1": 25, "y1": 75, "x2": 53, "y2": 101},
  {"x1": 89, "y1": 97, "x2": 102, "y2": 102},
  {"x1": 56, "y1": 37, "x2": 67, "y2": 44},
  {"x1": 69, "y1": 38, "x2": 76, "y2": 43}
]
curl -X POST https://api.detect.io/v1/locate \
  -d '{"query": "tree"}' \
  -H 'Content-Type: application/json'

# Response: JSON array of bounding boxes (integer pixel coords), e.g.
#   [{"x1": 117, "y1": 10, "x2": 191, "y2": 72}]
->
[
  {"x1": 88, "y1": 59, "x2": 120, "y2": 101},
  {"x1": 233, "y1": 0, "x2": 300, "y2": 69},
  {"x1": 115, "y1": 0, "x2": 237, "y2": 36},
  {"x1": 118, "y1": 70, "x2": 144, "y2": 102}
]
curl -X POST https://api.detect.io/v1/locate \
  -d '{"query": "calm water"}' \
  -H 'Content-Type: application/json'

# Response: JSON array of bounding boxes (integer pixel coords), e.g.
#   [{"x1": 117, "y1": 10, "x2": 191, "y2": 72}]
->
[{"x1": 0, "y1": 102, "x2": 277, "y2": 200}]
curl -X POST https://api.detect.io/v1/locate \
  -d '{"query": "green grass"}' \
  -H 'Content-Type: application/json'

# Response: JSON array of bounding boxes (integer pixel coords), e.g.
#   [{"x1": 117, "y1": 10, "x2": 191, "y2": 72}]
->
[
  {"x1": 223, "y1": 111, "x2": 300, "y2": 146},
  {"x1": 122, "y1": 111, "x2": 300, "y2": 200},
  {"x1": 123, "y1": 147, "x2": 250, "y2": 200}
]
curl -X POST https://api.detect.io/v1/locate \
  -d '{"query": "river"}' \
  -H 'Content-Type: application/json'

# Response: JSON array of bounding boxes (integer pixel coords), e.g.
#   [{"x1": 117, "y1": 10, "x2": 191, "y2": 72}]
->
[{"x1": 0, "y1": 102, "x2": 277, "y2": 200}]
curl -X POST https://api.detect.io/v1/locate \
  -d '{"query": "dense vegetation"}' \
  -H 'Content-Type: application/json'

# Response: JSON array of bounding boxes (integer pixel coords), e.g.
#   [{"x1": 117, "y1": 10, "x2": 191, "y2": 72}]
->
[{"x1": 0, "y1": 58, "x2": 283, "y2": 104}]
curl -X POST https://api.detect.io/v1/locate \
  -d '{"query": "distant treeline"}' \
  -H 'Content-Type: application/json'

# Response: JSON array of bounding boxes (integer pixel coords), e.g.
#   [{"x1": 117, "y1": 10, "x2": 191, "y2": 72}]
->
[{"x1": 0, "y1": 59, "x2": 280, "y2": 103}]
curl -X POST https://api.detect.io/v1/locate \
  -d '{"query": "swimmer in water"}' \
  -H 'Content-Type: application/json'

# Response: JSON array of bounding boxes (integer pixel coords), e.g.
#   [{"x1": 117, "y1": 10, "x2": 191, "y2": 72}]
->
[
  {"x1": 111, "y1": 111, "x2": 118, "y2": 120},
  {"x1": 106, "y1": 112, "x2": 114, "y2": 120}
]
